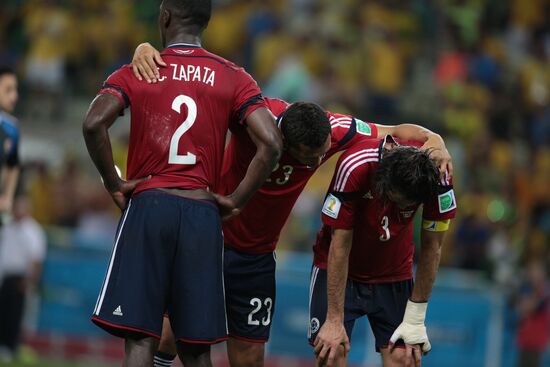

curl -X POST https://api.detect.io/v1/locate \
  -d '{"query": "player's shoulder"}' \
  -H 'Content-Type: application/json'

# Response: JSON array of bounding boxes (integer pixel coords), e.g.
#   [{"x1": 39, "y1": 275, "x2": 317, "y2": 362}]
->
[
  {"x1": 264, "y1": 97, "x2": 290, "y2": 116},
  {"x1": 104, "y1": 64, "x2": 134, "y2": 82},
  {"x1": 339, "y1": 137, "x2": 382, "y2": 159}
]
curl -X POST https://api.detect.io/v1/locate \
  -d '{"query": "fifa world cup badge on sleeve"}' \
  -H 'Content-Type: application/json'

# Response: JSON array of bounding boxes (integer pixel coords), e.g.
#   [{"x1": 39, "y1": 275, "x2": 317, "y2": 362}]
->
[
  {"x1": 322, "y1": 194, "x2": 341, "y2": 219},
  {"x1": 438, "y1": 189, "x2": 456, "y2": 213},
  {"x1": 355, "y1": 119, "x2": 372, "y2": 136}
]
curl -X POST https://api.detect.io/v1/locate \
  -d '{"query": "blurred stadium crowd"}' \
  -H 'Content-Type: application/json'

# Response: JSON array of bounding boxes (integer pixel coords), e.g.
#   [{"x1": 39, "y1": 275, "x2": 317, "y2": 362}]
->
[{"x1": 0, "y1": 0, "x2": 549, "y2": 362}]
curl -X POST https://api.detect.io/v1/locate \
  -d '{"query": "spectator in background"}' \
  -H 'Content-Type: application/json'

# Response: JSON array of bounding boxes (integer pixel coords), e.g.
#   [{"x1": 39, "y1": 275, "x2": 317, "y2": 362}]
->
[
  {"x1": 514, "y1": 260, "x2": 550, "y2": 367},
  {"x1": 0, "y1": 67, "x2": 21, "y2": 215},
  {"x1": 0, "y1": 196, "x2": 46, "y2": 362}
]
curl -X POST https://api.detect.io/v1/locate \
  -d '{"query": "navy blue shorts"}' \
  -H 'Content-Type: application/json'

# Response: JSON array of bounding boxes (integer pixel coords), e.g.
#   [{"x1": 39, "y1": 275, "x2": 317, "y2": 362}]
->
[
  {"x1": 224, "y1": 248, "x2": 276, "y2": 343},
  {"x1": 91, "y1": 190, "x2": 227, "y2": 344},
  {"x1": 308, "y1": 265, "x2": 412, "y2": 352}
]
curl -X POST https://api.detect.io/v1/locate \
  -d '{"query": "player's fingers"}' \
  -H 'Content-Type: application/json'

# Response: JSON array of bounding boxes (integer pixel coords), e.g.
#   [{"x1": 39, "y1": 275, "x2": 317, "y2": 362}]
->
[
  {"x1": 343, "y1": 339, "x2": 350, "y2": 355},
  {"x1": 413, "y1": 346, "x2": 422, "y2": 367},
  {"x1": 139, "y1": 58, "x2": 157, "y2": 83},
  {"x1": 318, "y1": 344, "x2": 330, "y2": 361},
  {"x1": 447, "y1": 161, "x2": 454, "y2": 178},
  {"x1": 136, "y1": 63, "x2": 152, "y2": 83},
  {"x1": 326, "y1": 347, "x2": 337, "y2": 367},
  {"x1": 154, "y1": 51, "x2": 167, "y2": 67},
  {"x1": 405, "y1": 344, "x2": 414, "y2": 367},
  {"x1": 144, "y1": 56, "x2": 159, "y2": 81},
  {"x1": 132, "y1": 63, "x2": 143, "y2": 81},
  {"x1": 313, "y1": 338, "x2": 323, "y2": 353}
]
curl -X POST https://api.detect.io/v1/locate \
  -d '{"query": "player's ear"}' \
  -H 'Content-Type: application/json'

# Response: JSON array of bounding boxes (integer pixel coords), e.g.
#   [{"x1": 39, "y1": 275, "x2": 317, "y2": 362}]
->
[{"x1": 160, "y1": 8, "x2": 171, "y2": 28}]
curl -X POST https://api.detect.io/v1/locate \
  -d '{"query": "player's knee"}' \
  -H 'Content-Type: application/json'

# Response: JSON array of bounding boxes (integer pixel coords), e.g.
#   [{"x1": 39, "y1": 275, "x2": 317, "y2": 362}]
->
[
  {"x1": 158, "y1": 335, "x2": 177, "y2": 356},
  {"x1": 228, "y1": 339, "x2": 264, "y2": 367},
  {"x1": 381, "y1": 346, "x2": 408, "y2": 367},
  {"x1": 177, "y1": 342, "x2": 211, "y2": 365}
]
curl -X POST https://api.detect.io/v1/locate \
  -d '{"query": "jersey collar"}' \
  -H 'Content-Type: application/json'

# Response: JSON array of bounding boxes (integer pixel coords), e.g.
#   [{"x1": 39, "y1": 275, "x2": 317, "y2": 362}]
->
[
  {"x1": 167, "y1": 42, "x2": 202, "y2": 48},
  {"x1": 378, "y1": 134, "x2": 399, "y2": 159}
]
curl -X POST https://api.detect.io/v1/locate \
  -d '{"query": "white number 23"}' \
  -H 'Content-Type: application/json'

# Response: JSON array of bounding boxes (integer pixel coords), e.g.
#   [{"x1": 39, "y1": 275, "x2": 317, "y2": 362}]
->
[{"x1": 248, "y1": 297, "x2": 273, "y2": 326}]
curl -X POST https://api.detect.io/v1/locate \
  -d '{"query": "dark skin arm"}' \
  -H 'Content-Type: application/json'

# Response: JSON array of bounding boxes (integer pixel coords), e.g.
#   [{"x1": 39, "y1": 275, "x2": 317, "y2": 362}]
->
[
  {"x1": 215, "y1": 108, "x2": 282, "y2": 219},
  {"x1": 82, "y1": 93, "x2": 149, "y2": 210}
]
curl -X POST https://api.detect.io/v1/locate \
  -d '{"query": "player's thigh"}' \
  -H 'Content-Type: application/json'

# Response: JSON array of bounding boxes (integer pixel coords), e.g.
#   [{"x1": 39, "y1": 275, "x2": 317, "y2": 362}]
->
[
  {"x1": 308, "y1": 266, "x2": 360, "y2": 344},
  {"x1": 227, "y1": 337, "x2": 265, "y2": 367},
  {"x1": 224, "y1": 248, "x2": 276, "y2": 343},
  {"x1": 92, "y1": 191, "x2": 180, "y2": 338},
  {"x1": 168, "y1": 197, "x2": 226, "y2": 344},
  {"x1": 367, "y1": 279, "x2": 413, "y2": 352}
]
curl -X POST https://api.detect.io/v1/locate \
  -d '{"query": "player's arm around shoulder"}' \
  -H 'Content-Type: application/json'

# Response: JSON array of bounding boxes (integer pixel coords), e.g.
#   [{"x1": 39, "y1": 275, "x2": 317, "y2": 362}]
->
[{"x1": 375, "y1": 123, "x2": 452, "y2": 177}]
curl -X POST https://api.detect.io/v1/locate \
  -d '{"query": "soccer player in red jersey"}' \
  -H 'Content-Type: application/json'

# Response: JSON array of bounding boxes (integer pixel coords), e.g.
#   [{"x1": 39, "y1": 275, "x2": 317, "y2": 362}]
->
[
  {"x1": 310, "y1": 136, "x2": 456, "y2": 367},
  {"x1": 82, "y1": 1, "x2": 282, "y2": 366},
  {"x1": 132, "y1": 46, "x2": 453, "y2": 367}
]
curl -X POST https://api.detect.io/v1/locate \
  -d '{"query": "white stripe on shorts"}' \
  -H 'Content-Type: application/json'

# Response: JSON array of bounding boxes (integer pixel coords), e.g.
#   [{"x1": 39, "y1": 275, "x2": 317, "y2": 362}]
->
[{"x1": 94, "y1": 200, "x2": 132, "y2": 315}]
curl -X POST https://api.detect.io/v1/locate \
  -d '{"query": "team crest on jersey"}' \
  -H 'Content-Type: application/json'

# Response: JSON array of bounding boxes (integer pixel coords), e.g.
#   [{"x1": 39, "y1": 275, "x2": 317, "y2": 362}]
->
[
  {"x1": 310, "y1": 318, "x2": 320, "y2": 334},
  {"x1": 438, "y1": 189, "x2": 456, "y2": 213},
  {"x1": 322, "y1": 194, "x2": 341, "y2": 219},
  {"x1": 355, "y1": 119, "x2": 372, "y2": 136}
]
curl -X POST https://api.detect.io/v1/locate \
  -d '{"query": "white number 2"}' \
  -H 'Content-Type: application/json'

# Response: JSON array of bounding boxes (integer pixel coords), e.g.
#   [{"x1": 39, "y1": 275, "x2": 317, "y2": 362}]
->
[
  {"x1": 169, "y1": 95, "x2": 197, "y2": 165},
  {"x1": 248, "y1": 297, "x2": 273, "y2": 326},
  {"x1": 380, "y1": 215, "x2": 390, "y2": 242}
]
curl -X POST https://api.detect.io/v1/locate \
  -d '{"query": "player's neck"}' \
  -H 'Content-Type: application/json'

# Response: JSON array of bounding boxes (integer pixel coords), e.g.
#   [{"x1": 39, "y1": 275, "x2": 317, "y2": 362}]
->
[{"x1": 165, "y1": 34, "x2": 202, "y2": 48}]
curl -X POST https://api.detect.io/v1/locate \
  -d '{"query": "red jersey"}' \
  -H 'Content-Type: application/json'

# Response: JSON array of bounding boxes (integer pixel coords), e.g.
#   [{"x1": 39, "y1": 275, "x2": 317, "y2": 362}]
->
[
  {"x1": 98, "y1": 44, "x2": 266, "y2": 195},
  {"x1": 220, "y1": 97, "x2": 378, "y2": 253},
  {"x1": 313, "y1": 136, "x2": 457, "y2": 284}
]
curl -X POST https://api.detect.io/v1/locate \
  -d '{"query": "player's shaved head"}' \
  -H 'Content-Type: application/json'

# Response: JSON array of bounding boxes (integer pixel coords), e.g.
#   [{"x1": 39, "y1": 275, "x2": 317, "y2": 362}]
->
[
  {"x1": 281, "y1": 102, "x2": 331, "y2": 149},
  {"x1": 160, "y1": 0, "x2": 211, "y2": 35},
  {"x1": 375, "y1": 146, "x2": 440, "y2": 206}
]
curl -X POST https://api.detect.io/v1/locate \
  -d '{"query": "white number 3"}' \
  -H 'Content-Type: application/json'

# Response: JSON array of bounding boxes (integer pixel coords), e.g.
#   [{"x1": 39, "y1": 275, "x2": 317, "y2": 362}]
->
[
  {"x1": 248, "y1": 297, "x2": 273, "y2": 326},
  {"x1": 169, "y1": 95, "x2": 197, "y2": 165}
]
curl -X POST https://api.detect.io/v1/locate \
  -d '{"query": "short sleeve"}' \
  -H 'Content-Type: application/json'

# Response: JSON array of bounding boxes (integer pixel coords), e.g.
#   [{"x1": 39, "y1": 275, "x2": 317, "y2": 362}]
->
[
  {"x1": 422, "y1": 184, "x2": 457, "y2": 221},
  {"x1": 321, "y1": 149, "x2": 375, "y2": 229},
  {"x1": 327, "y1": 112, "x2": 378, "y2": 152},
  {"x1": 98, "y1": 66, "x2": 133, "y2": 110},
  {"x1": 231, "y1": 68, "x2": 267, "y2": 125}
]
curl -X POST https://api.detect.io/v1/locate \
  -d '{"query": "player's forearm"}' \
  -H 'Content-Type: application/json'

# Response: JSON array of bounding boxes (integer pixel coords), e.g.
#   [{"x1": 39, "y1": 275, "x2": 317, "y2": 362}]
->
[
  {"x1": 326, "y1": 229, "x2": 353, "y2": 322},
  {"x1": 232, "y1": 108, "x2": 282, "y2": 208},
  {"x1": 411, "y1": 231, "x2": 446, "y2": 302},
  {"x1": 230, "y1": 145, "x2": 280, "y2": 207},
  {"x1": 377, "y1": 123, "x2": 442, "y2": 144}
]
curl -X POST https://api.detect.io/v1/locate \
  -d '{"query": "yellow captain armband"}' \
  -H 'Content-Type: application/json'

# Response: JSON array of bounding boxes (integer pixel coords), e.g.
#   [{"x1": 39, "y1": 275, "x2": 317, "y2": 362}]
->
[{"x1": 422, "y1": 219, "x2": 450, "y2": 232}]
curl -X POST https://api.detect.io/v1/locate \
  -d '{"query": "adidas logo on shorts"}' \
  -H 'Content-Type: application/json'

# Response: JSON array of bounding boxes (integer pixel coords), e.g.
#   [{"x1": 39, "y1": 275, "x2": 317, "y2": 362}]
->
[{"x1": 113, "y1": 306, "x2": 123, "y2": 316}]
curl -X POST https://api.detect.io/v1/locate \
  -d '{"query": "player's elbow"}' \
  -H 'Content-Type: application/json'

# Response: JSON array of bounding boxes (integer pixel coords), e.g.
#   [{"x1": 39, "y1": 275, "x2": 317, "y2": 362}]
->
[
  {"x1": 260, "y1": 130, "x2": 283, "y2": 165},
  {"x1": 82, "y1": 115, "x2": 103, "y2": 138}
]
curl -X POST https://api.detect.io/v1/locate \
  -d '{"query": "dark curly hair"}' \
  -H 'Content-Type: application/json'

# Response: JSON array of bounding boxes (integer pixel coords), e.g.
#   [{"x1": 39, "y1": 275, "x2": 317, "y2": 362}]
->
[
  {"x1": 375, "y1": 146, "x2": 440, "y2": 205},
  {"x1": 280, "y1": 102, "x2": 331, "y2": 148}
]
